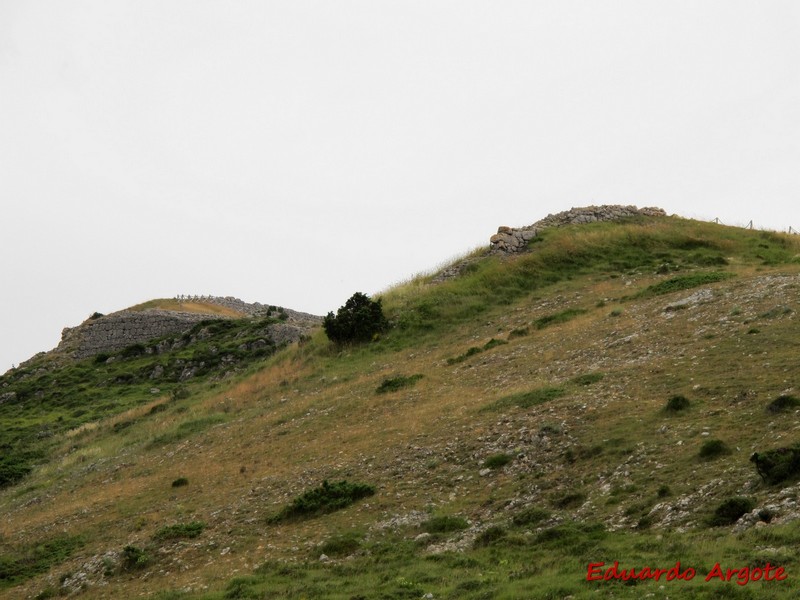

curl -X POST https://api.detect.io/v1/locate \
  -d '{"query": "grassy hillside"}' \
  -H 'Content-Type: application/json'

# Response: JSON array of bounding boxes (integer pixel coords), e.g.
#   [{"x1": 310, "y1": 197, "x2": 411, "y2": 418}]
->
[{"x1": 3, "y1": 215, "x2": 800, "y2": 599}]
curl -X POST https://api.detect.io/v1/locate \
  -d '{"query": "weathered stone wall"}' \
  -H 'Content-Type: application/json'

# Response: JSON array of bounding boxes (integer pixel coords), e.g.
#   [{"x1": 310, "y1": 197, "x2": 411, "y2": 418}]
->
[
  {"x1": 56, "y1": 310, "x2": 216, "y2": 359},
  {"x1": 490, "y1": 205, "x2": 666, "y2": 253}
]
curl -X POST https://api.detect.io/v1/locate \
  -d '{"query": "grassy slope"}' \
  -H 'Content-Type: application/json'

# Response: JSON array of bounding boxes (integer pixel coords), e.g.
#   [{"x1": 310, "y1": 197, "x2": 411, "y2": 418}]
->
[{"x1": 3, "y1": 217, "x2": 800, "y2": 598}]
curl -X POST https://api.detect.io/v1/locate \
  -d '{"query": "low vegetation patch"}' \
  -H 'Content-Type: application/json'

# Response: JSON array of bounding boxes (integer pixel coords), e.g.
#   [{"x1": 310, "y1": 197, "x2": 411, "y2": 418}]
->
[
  {"x1": 120, "y1": 545, "x2": 151, "y2": 571},
  {"x1": 0, "y1": 535, "x2": 83, "y2": 588},
  {"x1": 665, "y1": 394, "x2": 691, "y2": 412},
  {"x1": 638, "y1": 271, "x2": 734, "y2": 297},
  {"x1": 698, "y1": 439, "x2": 731, "y2": 460},
  {"x1": 751, "y1": 445, "x2": 800, "y2": 485},
  {"x1": 707, "y1": 497, "x2": 755, "y2": 527},
  {"x1": 483, "y1": 453, "x2": 513, "y2": 469},
  {"x1": 422, "y1": 515, "x2": 469, "y2": 534},
  {"x1": 511, "y1": 507, "x2": 550, "y2": 528},
  {"x1": 446, "y1": 338, "x2": 508, "y2": 365},
  {"x1": 570, "y1": 372, "x2": 604, "y2": 386},
  {"x1": 767, "y1": 394, "x2": 800, "y2": 414},
  {"x1": 154, "y1": 521, "x2": 206, "y2": 541},
  {"x1": 318, "y1": 532, "x2": 362, "y2": 558},
  {"x1": 269, "y1": 480, "x2": 375, "y2": 523},
  {"x1": 171, "y1": 477, "x2": 189, "y2": 488},
  {"x1": 484, "y1": 386, "x2": 566, "y2": 411},
  {"x1": 533, "y1": 308, "x2": 587, "y2": 330},
  {"x1": 375, "y1": 374, "x2": 423, "y2": 394}
]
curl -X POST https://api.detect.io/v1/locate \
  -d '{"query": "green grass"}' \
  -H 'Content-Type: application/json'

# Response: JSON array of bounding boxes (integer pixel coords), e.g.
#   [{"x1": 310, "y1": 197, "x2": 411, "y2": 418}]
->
[{"x1": 0, "y1": 535, "x2": 83, "y2": 589}]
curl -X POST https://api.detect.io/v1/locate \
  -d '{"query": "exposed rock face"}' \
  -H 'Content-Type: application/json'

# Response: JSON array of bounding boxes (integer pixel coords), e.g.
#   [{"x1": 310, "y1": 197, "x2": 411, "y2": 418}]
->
[
  {"x1": 490, "y1": 205, "x2": 666, "y2": 253},
  {"x1": 55, "y1": 299, "x2": 322, "y2": 360}
]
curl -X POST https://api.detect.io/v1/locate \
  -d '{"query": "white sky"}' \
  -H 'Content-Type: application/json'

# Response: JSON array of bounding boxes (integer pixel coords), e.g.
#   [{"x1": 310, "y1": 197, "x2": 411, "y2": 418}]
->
[{"x1": 1, "y1": 1, "x2": 799, "y2": 372}]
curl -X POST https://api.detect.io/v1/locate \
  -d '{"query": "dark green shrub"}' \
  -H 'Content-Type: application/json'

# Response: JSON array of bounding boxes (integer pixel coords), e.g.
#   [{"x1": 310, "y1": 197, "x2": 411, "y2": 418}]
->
[
  {"x1": 767, "y1": 395, "x2": 800, "y2": 414},
  {"x1": 171, "y1": 477, "x2": 189, "y2": 488},
  {"x1": 657, "y1": 485, "x2": 671, "y2": 498},
  {"x1": 322, "y1": 293, "x2": 389, "y2": 344},
  {"x1": 121, "y1": 343, "x2": 147, "y2": 359},
  {"x1": 319, "y1": 532, "x2": 361, "y2": 557},
  {"x1": 89, "y1": 312, "x2": 104, "y2": 320},
  {"x1": 483, "y1": 453, "x2": 513, "y2": 469},
  {"x1": 665, "y1": 395, "x2": 690, "y2": 412},
  {"x1": 508, "y1": 327, "x2": 529, "y2": 339},
  {"x1": 224, "y1": 576, "x2": 261, "y2": 599},
  {"x1": 121, "y1": 545, "x2": 151, "y2": 570},
  {"x1": 422, "y1": 515, "x2": 469, "y2": 533},
  {"x1": 473, "y1": 525, "x2": 507, "y2": 548},
  {"x1": 699, "y1": 439, "x2": 731, "y2": 460},
  {"x1": 154, "y1": 521, "x2": 205, "y2": 541},
  {"x1": 707, "y1": 497, "x2": 755, "y2": 527},
  {"x1": 482, "y1": 338, "x2": 507, "y2": 350},
  {"x1": 552, "y1": 492, "x2": 586, "y2": 509},
  {"x1": 269, "y1": 480, "x2": 375, "y2": 523},
  {"x1": 751, "y1": 445, "x2": 800, "y2": 484},
  {"x1": 570, "y1": 372, "x2": 604, "y2": 386},
  {"x1": 375, "y1": 374, "x2": 423, "y2": 394},
  {"x1": 512, "y1": 507, "x2": 550, "y2": 527}
]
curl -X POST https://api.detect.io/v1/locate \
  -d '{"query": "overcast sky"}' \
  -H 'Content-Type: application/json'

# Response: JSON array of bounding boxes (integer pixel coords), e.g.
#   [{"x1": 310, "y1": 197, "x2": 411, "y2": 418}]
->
[{"x1": 1, "y1": 1, "x2": 799, "y2": 373}]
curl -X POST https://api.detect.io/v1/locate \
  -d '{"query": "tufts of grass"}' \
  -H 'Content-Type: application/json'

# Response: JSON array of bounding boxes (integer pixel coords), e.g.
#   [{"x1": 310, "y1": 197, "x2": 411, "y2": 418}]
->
[
  {"x1": 171, "y1": 477, "x2": 189, "y2": 488},
  {"x1": 511, "y1": 507, "x2": 550, "y2": 528},
  {"x1": 268, "y1": 480, "x2": 375, "y2": 523},
  {"x1": 375, "y1": 374, "x2": 423, "y2": 394},
  {"x1": 483, "y1": 386, "x2": 566, "y2": 412}
]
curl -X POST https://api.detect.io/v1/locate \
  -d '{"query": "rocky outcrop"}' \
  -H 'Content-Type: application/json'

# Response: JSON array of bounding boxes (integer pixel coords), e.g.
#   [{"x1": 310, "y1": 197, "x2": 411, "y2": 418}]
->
[{"x1": 490, "y1": 205, "x2": 666, "y2": 253}]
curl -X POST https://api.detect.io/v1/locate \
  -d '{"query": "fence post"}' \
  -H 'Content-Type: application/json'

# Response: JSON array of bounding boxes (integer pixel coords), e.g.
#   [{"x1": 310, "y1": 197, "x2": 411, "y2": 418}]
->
[{"x1": 747, "y1": 220, "x2": 753, "y2": 230}]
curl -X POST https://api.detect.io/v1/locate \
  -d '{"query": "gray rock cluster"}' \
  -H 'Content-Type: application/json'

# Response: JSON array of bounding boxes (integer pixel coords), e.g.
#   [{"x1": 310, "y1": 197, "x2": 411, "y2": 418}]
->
[{"x1": 490, "y1": 205, "x2": 666, "y2": 253}]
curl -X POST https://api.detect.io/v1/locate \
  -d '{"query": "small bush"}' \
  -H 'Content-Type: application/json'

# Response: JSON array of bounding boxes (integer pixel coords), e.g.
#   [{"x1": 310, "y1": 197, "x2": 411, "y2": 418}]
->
[
  {"x1": 422, "y1": 515, "x2": 469, "y2": 533},
  {"x1": 322, "y1": 292, "x2": 389, "y2": 344},
  {"x1": 707, "y1": 497, "x2": 755, "y2": 527},
  {"x1": 699, "y1": 439, "x2": 731, "y2": 460},
  {"x1": 473, "y1": 525, "x2": 507, "y2": 548},
  {"x1": 665, "y1": 395, "x2": 691, "y2": 412},
  {"x1": 767, "y1": 395, "x2": 800, "y2": 414},
  {"x1": 121, "y1": 545, "x2": 151, "y2": 571},
  {"x1": 657, "y1": 485, "x2": 671, "y2": 498},
  {"x1": 319, "y1": 533, "x2": 361, "y2": 557},
  {"x1": 154, "y1": 521, "x2": 205, "y2": 541},
  {"x1": 121, "y1": 343, "x2": 147, "y2": 359},
  {"x1": 375, "y1": 374, "x2": 423, "y2": 394},
  {"x1": 570, "y1": 372, "x2": 604, "y2": 386},
  {"x1": 609, "y1": 309, "x2": 623, "y2": 317},
  {"x1": 483, "y1": 453, "x2": 513, "y2": 469},
  {"x1": 512, "y1": 507, "x2": 550, "y2": 527},
  {"x1": 171, "y1": 477, "x2": 189, "y2": 488},
  {"x1": 269, "y1": 480, "x2": 375, "y2": 523},
  {"x1": 508, "y1": 327, "x2": 529, "y2": 339},
  {"x1": 751, "y1": 445, "x2": 800, "y2": 485},
  {"x1": 552, "y1": 492, "x2": 586, "y2": 509}
]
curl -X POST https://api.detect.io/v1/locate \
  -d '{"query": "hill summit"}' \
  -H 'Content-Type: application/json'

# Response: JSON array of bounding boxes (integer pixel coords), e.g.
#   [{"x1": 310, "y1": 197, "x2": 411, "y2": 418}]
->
[{"x1": 3, "y1": 208, "x2": 800, "y2": 599}]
